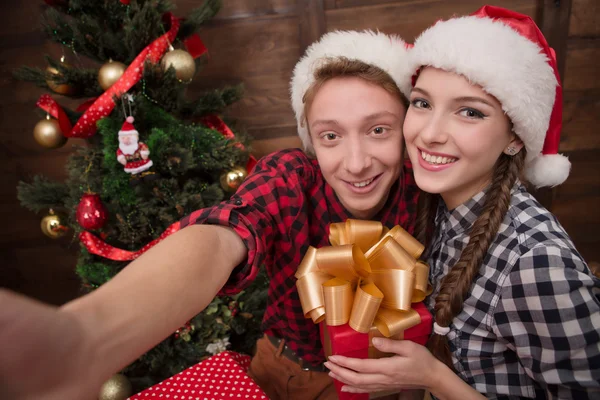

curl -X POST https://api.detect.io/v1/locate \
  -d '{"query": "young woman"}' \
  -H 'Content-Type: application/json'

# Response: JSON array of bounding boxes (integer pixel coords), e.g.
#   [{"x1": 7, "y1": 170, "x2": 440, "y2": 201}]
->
[
  {"x1": 325, "y1": 6, "x2": 600, "y2": 400},
  {"x1": 0, "y1": 31, "x2": 416, "y2": 400}
]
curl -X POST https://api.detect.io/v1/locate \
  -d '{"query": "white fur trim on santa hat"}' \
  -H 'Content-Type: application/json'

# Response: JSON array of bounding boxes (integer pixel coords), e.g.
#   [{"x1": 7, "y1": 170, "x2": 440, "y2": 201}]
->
[
  {"x1": 405, "y1": 16, "x2": 560, "y2": 187},
  {"x1": 119, "y1": 129, "x2": 138, "y2": 137},
  {"x1": 291, "y1": 30, "x2": 411, "y2": 154},
  {"x1": 524, "y1": 153, "x2": 571, "y2": 188}
]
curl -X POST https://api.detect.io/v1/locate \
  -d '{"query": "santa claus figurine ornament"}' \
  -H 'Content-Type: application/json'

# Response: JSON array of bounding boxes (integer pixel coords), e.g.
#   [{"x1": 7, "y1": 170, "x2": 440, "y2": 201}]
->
[{"x1": 116, "y1": 116, "x2": 157, "y2": 184}]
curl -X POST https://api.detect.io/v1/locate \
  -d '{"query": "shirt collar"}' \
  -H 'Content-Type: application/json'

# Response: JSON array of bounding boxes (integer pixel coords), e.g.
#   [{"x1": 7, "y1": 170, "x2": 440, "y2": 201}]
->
[
  {"x1": 437, "y1": 189, "x2": 486, "y2": 237},
  {"x1": 436, "y1": 180, "x2": 523, "y2": 236}
]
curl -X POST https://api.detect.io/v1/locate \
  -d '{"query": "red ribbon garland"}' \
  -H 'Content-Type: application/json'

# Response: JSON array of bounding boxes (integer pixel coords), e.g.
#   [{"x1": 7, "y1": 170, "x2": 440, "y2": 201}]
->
[
  {"x1": 38, "y1": 13, "x2": 181, "y2": 138},
  {"x1": 81, "y1": 221, "x2": 181, "y2": 261},
  {"x1": 79, "y1": 115, "x2": 256, "y2": 261},
  {"x1": 201, "y1": 115, "x2": 258, "y2": 172}
]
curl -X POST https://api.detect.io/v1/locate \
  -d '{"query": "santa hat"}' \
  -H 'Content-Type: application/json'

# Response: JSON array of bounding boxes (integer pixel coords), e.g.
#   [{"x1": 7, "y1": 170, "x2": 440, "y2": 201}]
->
[
  {"x1": 119, "y1": 116, "x2": 138, "y2": 136},
  {"x1": 291, "y1": 30, "x2": 412, "y2": 154},
  {"x1": 405, "y1": 6, "x2": 570, "y2": 188}
]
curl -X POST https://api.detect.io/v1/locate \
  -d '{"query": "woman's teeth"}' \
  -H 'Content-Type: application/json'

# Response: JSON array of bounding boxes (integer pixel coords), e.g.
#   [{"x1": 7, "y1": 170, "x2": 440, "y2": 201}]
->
[
  {"x1": 352, "y1": 177, "x2": 375, "y2": 188},
  {"x1": 421, "y1": 151, "x2": 457, "y2": 165}
]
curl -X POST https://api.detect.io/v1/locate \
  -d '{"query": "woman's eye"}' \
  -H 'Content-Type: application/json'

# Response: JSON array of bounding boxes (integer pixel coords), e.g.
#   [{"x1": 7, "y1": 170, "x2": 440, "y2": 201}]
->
[
  {"x1": 458, "y1": 108, "x2": 485, "y2": 119},
  {"x1": 324, "y1": 133, "x2": 337, "y2": 140},
  {"x1": 372, "y1": 127, "x2": 385, "y2": 135},
  {"x1": 411, "y1": 99, "x2": 430, "y2": 109}
]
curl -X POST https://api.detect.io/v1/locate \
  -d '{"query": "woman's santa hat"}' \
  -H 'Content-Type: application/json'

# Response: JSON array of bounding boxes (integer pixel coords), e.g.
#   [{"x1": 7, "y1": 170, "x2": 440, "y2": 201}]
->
[
  {"x1": 119, "y1": 116, "x2": 138, "y2": 136},
  {"x1": 290, "y1": 30, "x2": 412, "y2": 154},
  {"x1": 405, "y1": 5, "x2": 570, "y2": 188}
]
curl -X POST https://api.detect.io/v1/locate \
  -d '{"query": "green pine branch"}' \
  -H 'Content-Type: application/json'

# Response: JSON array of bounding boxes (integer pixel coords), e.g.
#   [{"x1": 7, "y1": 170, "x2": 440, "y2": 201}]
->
[
  {"x1": 178, "y1": 0, "x2": 222, "y2": 39},
  {"x1": 13, "y1": 56, "x2": 102, "y2": 98},
  {"x1": 17, "y1": 176, "x2": 69, "y2": 213},
  {"x1": 17, "y1": 0, "x2": 266, "y2": 390}
]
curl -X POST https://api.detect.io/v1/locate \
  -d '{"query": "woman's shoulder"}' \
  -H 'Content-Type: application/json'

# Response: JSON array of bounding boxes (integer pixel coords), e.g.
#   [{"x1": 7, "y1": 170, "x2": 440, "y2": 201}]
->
[
  {"x1": 502, "y1": 184, "x2": 589, "y2": 272},
  {"x1": 507, "y1": 185, "x2": 573, "y2": 246}
]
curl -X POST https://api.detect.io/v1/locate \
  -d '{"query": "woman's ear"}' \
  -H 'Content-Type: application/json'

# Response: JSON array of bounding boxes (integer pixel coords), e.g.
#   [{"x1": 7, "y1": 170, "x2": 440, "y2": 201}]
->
[{"x1": 503, "y1": 135, "x2": 524, "y2": 156}]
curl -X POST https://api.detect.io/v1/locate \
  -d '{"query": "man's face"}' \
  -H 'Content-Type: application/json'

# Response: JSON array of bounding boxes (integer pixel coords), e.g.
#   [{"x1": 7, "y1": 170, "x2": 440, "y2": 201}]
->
[{"x1": 307, "y1": 77, "x2": 406, "y2": 219}]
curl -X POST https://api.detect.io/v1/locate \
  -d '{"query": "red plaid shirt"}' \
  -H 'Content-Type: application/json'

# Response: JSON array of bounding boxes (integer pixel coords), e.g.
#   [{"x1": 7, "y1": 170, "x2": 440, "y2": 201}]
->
[{"x1": 181, "y1": 148, "x2": 419, "y2": 365}]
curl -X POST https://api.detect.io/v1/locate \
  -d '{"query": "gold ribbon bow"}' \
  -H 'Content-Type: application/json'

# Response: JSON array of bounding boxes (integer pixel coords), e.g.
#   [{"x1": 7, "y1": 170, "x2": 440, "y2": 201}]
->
[{"x1": 296, "y1": 220, "x2": 430, "y2": 337}]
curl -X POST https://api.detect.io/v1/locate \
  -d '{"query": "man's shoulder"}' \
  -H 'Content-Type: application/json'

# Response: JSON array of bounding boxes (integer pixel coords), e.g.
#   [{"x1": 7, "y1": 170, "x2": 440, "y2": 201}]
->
[{"x1": 254, "y1": 148, "x2": 317, "y2": 175}]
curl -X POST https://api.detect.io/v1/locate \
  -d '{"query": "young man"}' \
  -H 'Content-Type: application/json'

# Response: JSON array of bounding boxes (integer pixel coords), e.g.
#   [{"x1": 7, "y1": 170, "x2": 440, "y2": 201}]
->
[{"x1": 0, "y1": 30, "x2": 416, "y2": 400}]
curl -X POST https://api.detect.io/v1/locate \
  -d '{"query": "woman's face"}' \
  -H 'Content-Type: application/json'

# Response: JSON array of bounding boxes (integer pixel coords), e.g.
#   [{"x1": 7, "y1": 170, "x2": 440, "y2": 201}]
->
[
  {"x1": 307, "y1": 76, "x2": 406, "y2": 219},
  {"x1": 403, "y1": 67, "x2": 521, "y2": 209}
]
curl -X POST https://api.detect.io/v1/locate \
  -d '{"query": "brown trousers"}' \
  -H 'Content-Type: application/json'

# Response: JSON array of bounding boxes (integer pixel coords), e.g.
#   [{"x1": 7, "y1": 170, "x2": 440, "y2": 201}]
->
[{"x1": 248, "y1": 335, "x2": 338, "y2": 400}]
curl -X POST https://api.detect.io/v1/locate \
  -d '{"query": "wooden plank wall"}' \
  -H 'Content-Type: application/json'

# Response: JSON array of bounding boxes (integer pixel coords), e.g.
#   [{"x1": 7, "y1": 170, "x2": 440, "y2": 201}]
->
[
  {"x1": 552, "y1": 0, "x2": 600, "y2": 262},
  {"x1": 0, "y1": 0, "x2": 597, "y2": 305}
]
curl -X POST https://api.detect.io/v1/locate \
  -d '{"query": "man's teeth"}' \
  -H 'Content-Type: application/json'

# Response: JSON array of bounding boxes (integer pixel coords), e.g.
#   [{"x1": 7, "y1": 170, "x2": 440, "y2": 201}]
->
[
  {"x1": 421, "y1": 151, "x2": 457, "y2": 165},
  {"x1": 352, "y1": 177, "x2": 375, "y2": 188}
]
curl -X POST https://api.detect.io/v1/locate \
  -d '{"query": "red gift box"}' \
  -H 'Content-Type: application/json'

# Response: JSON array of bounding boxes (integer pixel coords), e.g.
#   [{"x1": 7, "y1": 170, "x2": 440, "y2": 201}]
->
[
  {"x1": 320, "y1": 302, "x2": 432, "y2": 400},
  {"x1": 129, "y1": 351, "x2": 268, "y2": 400}
]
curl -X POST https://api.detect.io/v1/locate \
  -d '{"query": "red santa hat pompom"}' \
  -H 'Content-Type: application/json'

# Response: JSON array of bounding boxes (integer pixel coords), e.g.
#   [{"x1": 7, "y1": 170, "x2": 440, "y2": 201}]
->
[
  {"x1": 405, "y1": 5, "x2": 570, "y2": 188},
  {"x1": 290, "y1": 30, "x2": 411, "y2": 154},
  {"x1": 119, "y1": 116, "x2": 138, "y2": 137}
]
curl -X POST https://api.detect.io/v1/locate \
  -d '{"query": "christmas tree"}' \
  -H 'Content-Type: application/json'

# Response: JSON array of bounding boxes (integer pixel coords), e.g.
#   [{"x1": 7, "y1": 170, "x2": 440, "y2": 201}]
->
[{"x1": 14, "y1": 0, "x2": 267, "y2": 394}]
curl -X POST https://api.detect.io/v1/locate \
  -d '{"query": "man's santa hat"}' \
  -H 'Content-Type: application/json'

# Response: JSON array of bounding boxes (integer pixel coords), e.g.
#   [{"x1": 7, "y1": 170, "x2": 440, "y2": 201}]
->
[
  {"x1": 290, "y1": 30, "x2": 412, "y2": 154},
  {"x1": 119, "y1": 116, "x2": 138, "y2": 136},
  {"x1": 405, "y1": 5, "x2": 570, "y2": 188}
]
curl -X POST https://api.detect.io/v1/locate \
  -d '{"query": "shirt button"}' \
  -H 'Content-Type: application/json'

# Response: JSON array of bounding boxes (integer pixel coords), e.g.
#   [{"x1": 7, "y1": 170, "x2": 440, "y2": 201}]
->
[{"x1": 234, "y1": 199, "x2": 243, "y2": 206}]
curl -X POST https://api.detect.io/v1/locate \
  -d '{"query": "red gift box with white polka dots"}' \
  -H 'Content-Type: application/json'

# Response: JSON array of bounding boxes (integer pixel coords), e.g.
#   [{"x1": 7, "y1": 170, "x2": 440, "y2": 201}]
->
[{"x1": 129, "y1": 351, "x2": 268, "y2": 400}]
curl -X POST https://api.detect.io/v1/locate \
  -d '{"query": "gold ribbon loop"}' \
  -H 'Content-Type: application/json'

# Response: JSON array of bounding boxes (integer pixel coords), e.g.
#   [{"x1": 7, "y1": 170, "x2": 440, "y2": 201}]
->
[
  {"x1": 296, "y1": 219, "x2": 427, "y2": 337},
  {"x1": 385, "y1": 225, "x2": 425, "y2": 260},
  {"x1": 295, "y1": 246, "x2": 319, "y2": 279},
  {"x1": 366, "y1": 236, "x2": 416, "y2": 271},
  {"x1": 295, "y1": 246, "x2": 333, "y2": 323},
  {"x1": 349, "y1": 283, "x2": 383, "y2": 333},
  {"x1": 316, "y1": 244, "x2": 371, "y2": 281},
  {"x1": 374, "y1": 307, "x2": 422, "y2": 337},
  {"x1": 296, "y1": 271, "x2": 333, "y2": 323},
  {"x1": 328, "y1": 223, "x2": 345, "y2": 247},
  {"x1": 411, "y1": 261, "x2": 430, "y2": 303},
  {"x1": 370, "y1": 269, "x2": 415, "y2": 311},
  {"x1": 329, "y1": 220, "x2": 383, "y2": 252},
  {"x1": 323, "y1": 278, "x2": 354, "y2": 326}
]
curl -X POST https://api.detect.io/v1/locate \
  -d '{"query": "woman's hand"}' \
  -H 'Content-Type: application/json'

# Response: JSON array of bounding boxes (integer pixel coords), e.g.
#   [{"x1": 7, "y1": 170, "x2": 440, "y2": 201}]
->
[
  {"x1": 324, "y1": 338, "x2": 487, "y2": 400},
  {"x1": 323, "y1": 338, "x2": 440, "y2": 394}
]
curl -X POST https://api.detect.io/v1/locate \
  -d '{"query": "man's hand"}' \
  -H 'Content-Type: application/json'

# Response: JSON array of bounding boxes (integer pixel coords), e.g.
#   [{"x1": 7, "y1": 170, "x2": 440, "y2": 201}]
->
[{"x1": 0, "y1": 289, "x2": 103, "y2": 400}]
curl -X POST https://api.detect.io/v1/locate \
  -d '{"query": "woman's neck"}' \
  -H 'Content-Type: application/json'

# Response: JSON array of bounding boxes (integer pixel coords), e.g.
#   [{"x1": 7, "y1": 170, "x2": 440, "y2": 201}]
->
[{"x1": 440, "y1": 178, "x2": 491, "y2": 211}]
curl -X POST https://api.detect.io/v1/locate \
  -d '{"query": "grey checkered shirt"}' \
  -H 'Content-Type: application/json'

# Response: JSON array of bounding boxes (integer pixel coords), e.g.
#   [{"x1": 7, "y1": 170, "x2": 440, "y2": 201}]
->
[{"x1": 425, "y1": 182, "x2": 600, "y2": 399}]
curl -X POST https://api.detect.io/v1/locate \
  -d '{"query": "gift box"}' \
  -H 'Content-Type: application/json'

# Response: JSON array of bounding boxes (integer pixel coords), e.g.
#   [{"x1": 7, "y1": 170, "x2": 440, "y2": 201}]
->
[
  {"x1": 129, "y1": 351, "x2": 268, "y2": 400},
  {"x1": 295, "y1": 219, "x2": 433, "y2": 400},
  {"x1": 320, "y1": 302, "x2": 432, "y2": 400}
]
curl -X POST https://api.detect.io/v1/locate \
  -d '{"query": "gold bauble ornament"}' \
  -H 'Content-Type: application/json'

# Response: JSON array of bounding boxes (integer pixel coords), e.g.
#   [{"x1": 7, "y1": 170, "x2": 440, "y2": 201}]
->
[
  {"x1": 33, "y1": 116, "x2": 67, "y2": 149},
  {"x1": 98, "y1": 374, "x2": 133, "y2": 400},
  {"x1": 46, "y1": 65, "x2": 76, "y2": 95},
  {"x1": 98, "y1": 60, "x2": 127, "y2": 90},
  {"x1": 161, "y1": 47, "x2": 196, "y2": 81},
  {"x1": 220, "y1": 166, "x2": 248, "y2": 192},
  {"x1": 40, "y1": 210, "x2": 68, "y2": 239}
]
